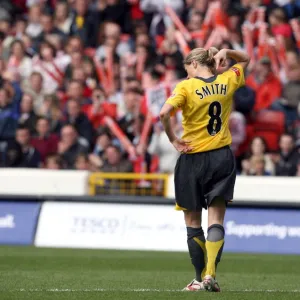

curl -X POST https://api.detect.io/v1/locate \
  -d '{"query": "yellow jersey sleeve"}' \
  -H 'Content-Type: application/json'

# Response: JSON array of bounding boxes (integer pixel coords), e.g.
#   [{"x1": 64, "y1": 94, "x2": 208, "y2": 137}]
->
[
  {"x1": 166, "y1": 81, "x2": 187, "y2": 109},
  {"x1": 222, "y1": 63, "x2": 245, "y2": 90}
]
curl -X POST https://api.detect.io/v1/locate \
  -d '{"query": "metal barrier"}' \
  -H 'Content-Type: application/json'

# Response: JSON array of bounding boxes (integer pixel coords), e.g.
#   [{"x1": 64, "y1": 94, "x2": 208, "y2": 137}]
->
[{"x1": 89, "y1": 173, "x2": 170, "y2": 197}]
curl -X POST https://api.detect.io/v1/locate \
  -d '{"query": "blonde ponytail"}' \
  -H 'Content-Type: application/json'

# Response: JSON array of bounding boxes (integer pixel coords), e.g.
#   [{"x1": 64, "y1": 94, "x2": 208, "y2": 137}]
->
[{"x1": 183, "y1": 47, "x2": 219, "y2": 73}]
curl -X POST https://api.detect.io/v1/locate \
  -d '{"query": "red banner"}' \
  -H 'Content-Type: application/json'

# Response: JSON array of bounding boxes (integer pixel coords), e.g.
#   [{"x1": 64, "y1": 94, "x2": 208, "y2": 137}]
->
[
  {"x1": 94, "y1": 57, "x2": 109, "y2": 93},
  {"x1": 106, "y1": 49, "x2": 115, "y2": 95},
  {"x1": 174, "y1": 30, "x2": 191, "y2": 57}
]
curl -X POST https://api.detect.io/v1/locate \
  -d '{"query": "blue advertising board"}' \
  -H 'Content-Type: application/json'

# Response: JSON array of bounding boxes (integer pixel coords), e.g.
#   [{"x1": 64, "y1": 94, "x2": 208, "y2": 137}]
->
[
  {"x1": 0, "y1": 202, "x2": 40, "y2": 245},
  {"x1": 224, "y1": 208, "x2": 300, "y2": 254}
]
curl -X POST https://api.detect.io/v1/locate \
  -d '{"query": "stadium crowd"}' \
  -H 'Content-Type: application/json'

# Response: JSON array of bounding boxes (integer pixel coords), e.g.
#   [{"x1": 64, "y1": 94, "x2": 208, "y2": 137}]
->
[{"x1": 0, "y1": 0, "x2": 300, "y2": 176}]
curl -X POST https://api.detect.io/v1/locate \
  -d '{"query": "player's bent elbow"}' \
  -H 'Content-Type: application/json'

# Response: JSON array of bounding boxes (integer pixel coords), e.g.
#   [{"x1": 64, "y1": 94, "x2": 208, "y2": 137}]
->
[
  {"x1": 159, "y1": 111, "x2": 167, "y2": 121},
  {"x1": 160, "y1": 104, "x2": 173, "y2": 120}
]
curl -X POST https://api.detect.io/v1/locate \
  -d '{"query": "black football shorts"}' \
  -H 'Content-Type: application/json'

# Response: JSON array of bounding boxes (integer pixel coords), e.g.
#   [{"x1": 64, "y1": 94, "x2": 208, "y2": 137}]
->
[{"x1": 174, "y1": 145, "x2": 236, "y2": 211}]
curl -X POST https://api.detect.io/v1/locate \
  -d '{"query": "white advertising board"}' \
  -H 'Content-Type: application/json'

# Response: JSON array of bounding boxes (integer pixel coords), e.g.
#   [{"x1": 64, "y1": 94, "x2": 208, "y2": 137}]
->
[
  {"x1": 0, "y1": 169, "x2": 89, "y2": 196},
  {"x1": 35, "y1": 202, "x2": 208, "y2": 251}
]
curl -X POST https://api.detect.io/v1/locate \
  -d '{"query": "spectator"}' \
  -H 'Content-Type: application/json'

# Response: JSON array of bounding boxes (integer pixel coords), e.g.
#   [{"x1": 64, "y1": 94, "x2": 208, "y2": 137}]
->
[
  {"x1": 82, "y1": 58, "x2": 98, "y2": 87},
  {"x1": 21, "y1": 33, "x2": 36, "y2": 57},
  {"x1": 26, "y1": 4, "x2": 43, "y2": 39},
  {"x1": 37, "y1": 94, "x2": 62, "y2": 134},
  {"x1": 90, "y1": 129, "x2": 112, "y2": 170},
  {"x1": 0, "y1": 87, "x2": 19, "y2": 141},
  {"x1": 95, "y1": 129, "x2": 112, "y2": 154},
  {"x1": 187, "y1": 11, "x2": 203, "y2": 32},
  {"x1": 22, "y1": 71, "x2": 45, "y2": 112},
  {"x1": 66, "y1": 80, "x2": 90, "y2": 105},
  {"x1": 31, "y1": 117, "x2": 59, "y2": 162},
  {"x1": 118, "y1": 89, "x2": 141, "y2": 137},
  {"x1": 58, "y1": 124, "x2": 89, "y2": 169},
  {"x1": 71, "y1": 67, "x2": 87, "y2": 85},
  {"x1": 157, "y1": 26, "x2": 177, "y2": 55},
  {"x1": 96, "y1": 22, "x2": 131, "y2": 61},
  {"x1": 70, "y1": 66, "x2": 95, "y2": 99},
  {"x1": 275, "y1": 133, "x2": 299, "y2": 176},
  {"x1": 249, "y1": 156, "x2": 271, "y2": 176},
  {"x1": 18, "y1": 93, "x2": 38, "y2": 134},
  {"x1": 82, "y1": 86, "x2": 117, "y2": 130},
  {"x1": 74, "y1": 153, "x2": 90, "y2": 170},
  {"x1": 269, "y1": 8, "x2": 293, "y2": 39},
  {"x1": 242, "y1": 137, "x2": 275, "y2": 175},
  {"x1": 65, "y1": 36, "x2": 84, "y2": 55},
  {"x1": 15, "y1": 125, "x2": 41, "y2": 168},
  {"x1": 101, "y1": 145, "x2": 133, "y2": 173},
  {"x1": 70, "y1": 0, "x2": 99, "y2": 47},
  {"x1": 122, "y1": 76, "x2": 142, "y2": 92},
  {"x1": 14, "y1": 17, "x2": 27, "y2": 40},
  {"x1": 65, "y1": 51, "x2": 84, "y2": 80},
  {"x1": 7, "y1": 40, "x2": 32, "y2": 80},
  {"x1": 64, "y1": 99, "x2": 94, "y2": 145},
  {"x1": 135, "y1": 32, "x2": 152, "y2": 49},
  {"x1": 246, "y1": 57, "x2": 282, "y2": 112},
  {"x1": 32, "y1": 41, "x2": 65, "y2": 94},
  {"x1": 44, "y1": 153, "x2": 63, "y2": 170},
  {"x1": 0, "y1": 140, "x2": 22, "y2": 167},
  {"x1": 34, "y1": 12, "x2": 65, "y2": 47},
  {"x1": 54, "y1": 0, "x2": 72, "y2": 35}
]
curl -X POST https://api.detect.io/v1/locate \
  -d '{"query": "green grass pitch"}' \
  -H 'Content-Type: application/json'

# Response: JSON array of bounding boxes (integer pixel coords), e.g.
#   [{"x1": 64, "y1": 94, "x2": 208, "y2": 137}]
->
[{"x1": 0, "y1": 246, "x2": 299, "y2": 300}]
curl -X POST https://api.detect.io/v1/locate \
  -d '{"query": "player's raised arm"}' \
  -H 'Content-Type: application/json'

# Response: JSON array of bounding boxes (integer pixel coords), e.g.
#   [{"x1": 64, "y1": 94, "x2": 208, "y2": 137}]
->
[{"x1": 214, "y1": 49, "x2": 250, "y2": 70}]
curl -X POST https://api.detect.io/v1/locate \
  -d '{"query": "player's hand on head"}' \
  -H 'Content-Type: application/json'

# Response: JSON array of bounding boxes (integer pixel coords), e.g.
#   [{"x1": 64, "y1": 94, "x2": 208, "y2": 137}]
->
[
  {"x1": 214, "y1": 49, "x2": 227, "y2": 70},
  {"x1": 172, "y1": 139, "x2": 193, "y2": 153}
]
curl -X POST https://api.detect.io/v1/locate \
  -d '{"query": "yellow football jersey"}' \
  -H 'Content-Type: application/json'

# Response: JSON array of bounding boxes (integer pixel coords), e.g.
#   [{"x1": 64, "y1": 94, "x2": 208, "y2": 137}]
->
[{"x1": 166, "y1": 64, "x2": 245, "y2": 153}]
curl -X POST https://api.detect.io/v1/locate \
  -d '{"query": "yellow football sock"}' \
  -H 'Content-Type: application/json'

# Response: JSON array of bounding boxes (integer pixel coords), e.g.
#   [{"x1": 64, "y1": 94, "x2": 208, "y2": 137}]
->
[{"x1": 205, "y1": 239, "x2": 224, "y2": 278}]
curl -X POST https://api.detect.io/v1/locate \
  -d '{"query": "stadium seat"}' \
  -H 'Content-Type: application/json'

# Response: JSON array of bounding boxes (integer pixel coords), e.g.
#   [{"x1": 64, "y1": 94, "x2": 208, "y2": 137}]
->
[
  {"x1": 253, "y1": 110, "x2": 285, "y2": 134},
  {"x1": 251, "y1": 110, "x2": 285, "y2": 152}
]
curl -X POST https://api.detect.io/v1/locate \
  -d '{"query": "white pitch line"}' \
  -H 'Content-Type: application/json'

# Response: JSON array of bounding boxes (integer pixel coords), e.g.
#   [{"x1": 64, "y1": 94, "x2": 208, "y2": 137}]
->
[{"x1": 9, "y1": 288, "x2": 300, "y2": 293}]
